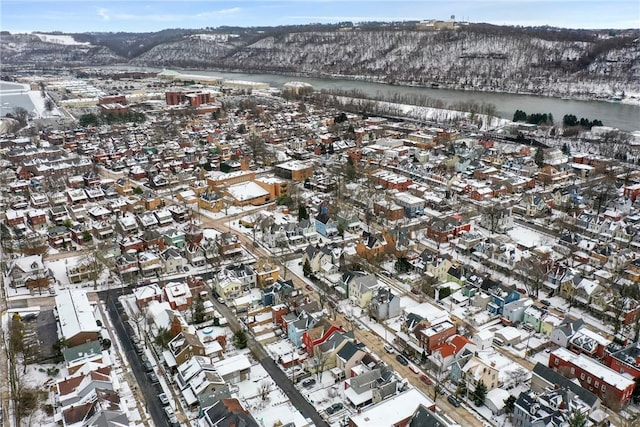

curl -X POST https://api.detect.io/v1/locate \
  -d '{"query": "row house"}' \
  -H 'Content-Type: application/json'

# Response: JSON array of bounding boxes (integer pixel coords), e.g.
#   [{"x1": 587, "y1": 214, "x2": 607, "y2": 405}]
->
[
  {"x1": 568, "y1": 328, "x2": 611, "y2": 359},
  {"x1": 27, "y1": 208, "x2": 47, "y2": 230},
  {"x1": 426, "y1": 214, "x2": 471, "y2": 244},
  {"x1": 414, "y1": 320, "x2": 457, "y2": 355},
  {"x1": 549, "y1": 347, "x2": 635, "y2": 411}
]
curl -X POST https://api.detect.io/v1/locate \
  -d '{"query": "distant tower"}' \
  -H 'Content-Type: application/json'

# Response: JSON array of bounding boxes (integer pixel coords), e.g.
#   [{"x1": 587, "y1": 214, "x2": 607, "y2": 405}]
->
[{"x1": 451, "y1": 14, "x2": 455, "y2": 22}]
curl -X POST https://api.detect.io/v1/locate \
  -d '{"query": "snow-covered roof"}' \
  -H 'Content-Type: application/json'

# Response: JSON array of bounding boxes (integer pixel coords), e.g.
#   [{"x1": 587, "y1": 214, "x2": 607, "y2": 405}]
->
[
  {"x1": 349, "y1": 388, "x2": 434, "y2": 426},
  {"x1": 213, "y1": 354, "x2": 251, "y2": 377},
  {"x1": 55, "y1": 289, "x2": 100, "y2": 339},
  {"x1": 552, "y1": 347, "x2": 635, "y2": 390},
  {"x1": 226, "y1": 181, "x2": 270, "y2": 202}
]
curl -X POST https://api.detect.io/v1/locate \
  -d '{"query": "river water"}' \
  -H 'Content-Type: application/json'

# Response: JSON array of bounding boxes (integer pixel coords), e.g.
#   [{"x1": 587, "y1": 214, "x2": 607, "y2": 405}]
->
[{"x1": 176, "y1": 69, "x2": 639, "y2": 132}]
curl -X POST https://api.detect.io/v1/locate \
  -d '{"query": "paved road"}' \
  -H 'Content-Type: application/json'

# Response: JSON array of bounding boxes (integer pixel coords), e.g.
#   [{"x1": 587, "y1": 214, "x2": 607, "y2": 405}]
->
[
  {"x1": 212, "y1": 297, "x2": 330, "y2": 427},
  {"x1": 104, "y1": 296, "x2": 170, "y2": 427}
]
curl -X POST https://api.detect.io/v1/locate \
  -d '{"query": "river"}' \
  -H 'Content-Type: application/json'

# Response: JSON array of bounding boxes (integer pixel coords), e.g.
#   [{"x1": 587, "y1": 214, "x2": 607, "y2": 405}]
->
[{"x1": 168, "y1": 69, "x2": 639, "y2": 132}]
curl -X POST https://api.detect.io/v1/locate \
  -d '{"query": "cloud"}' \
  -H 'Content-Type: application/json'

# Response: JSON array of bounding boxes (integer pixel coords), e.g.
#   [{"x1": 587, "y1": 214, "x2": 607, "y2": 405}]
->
[
  {"x1": 196, "y1": 7, "x2": 242, "y2": 18},
  {"x1": 97, "y1": 8, "x2": 110, "y2": 21}
]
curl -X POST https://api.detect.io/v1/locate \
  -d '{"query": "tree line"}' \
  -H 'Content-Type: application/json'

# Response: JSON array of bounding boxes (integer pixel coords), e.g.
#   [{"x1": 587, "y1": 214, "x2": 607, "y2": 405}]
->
[{"x1": 512, "y1": 110, "x2": 554, "y2": 125}]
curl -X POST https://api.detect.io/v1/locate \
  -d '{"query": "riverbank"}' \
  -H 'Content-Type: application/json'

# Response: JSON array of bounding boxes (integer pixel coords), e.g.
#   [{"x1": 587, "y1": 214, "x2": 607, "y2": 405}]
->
[
  {"x1": 151, "y1": 67, "x2": 640, "y2": 132},
  {"x1": 163, "y1": 65, "x2": 640, "y2": 105}
]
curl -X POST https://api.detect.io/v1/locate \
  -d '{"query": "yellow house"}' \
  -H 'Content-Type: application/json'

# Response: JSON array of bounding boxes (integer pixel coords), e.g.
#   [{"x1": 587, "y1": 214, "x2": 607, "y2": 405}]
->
[
  {"x1": 347, "y1": 273, "x2": 377, "y2": 308},
  {"x1": 215, "y1": 276, "x2": 242, "y2": 300},
  {"x1": 254, "y1": 261, "x2": 280, "y2": 288},
  {"x1": 462, "y1": 356, "x2": 499, "y2": 391},
  {"x1": 540, "y1": 313, "x2": 563, "y2": 337}
]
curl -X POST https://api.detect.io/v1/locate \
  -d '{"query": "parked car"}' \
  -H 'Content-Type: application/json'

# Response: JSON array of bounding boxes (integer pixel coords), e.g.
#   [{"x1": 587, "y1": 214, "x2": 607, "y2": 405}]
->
[
  {"x1": 408, "y1": 364, "x2": 420, "y2": 374},
  {"x1": 395, "y1": 354, "x2": 409, "y2": 366},
  {"x1": 383, "y1": 344, "x2": 395, "y2": 354},
  {"x1": 541, "y1": 299, "x2": 551, "y2": 307},
  {"x1": 217, "y1": 297, "x2": 225, "y2": 304},
  {"x1": 164, "y1": 406, "x2": 175, "y2": 418},
  {"x1": 420, "y1": 374, "x2": 432, "y2": 385},
  {"x1": 447, "y1": 395, "x2": 461, "y2": 407},
  {"x1": 301, "y1": 378, "x2": 316, "y2": 388},
  {"x1": 306, "y1": 284, "x2": 313, "y2": 291},
  {"x1": 147, "y1": 372, "x2": 159, "y2": 383},
  {"x1": 142, "y1": 360, "x2": 153, "y2": 372},
  {"x1": 326, "y1": 402, "x2": 344, "y2": 415},
  {"x1": 158, "y1": 393, "x2": 170, "y2": 406}
]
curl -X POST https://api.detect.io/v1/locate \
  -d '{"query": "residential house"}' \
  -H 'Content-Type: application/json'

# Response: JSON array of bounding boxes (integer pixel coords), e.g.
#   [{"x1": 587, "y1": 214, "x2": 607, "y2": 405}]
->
[
  {"x1": 166, "y1": 331, "x2": 207, "y2": 367},
  {"x1": 314, "y1": 210, "x2": 338, "y2": 238},
  {"x1": 530, "y1": 363, "x2": 601, "y2": 411},
  {"x1": 428, "y1": 334, "x2": 475, "y2": 373},
  {"x1": 55, "y1": 290, "x2": 102, "y2": 361},
  {"x1": 550, "y1": 317, "x2": 585, "y2": 348},
  {"x1": 344, "y1": 363, "x2": 399, "y2": 409},
  {"x1": 254, "y1": 261, "x2": 280, "y2": 288},
  {"x1": 26, "y1": 208, "x2": 48, "y2": 231},
  {"x1": 368, "y1": 288, "x2": 401, "y2": 321},
  {"x1": 133, "y1": 284, "x2": 163, "y2": 309},
  {"x1": 303, "y1": 244, "x2": 334, "y2": 274},
  {"x1": 214, "y1": 274, "x2": 243, "y2": 301},
  {"x1": 213, "y1": 354, "x2": 251, "y2": 384},
  {"x1": 346, "y1": 273, "x2": 378, "y2": 308},
  {"x1": 460, "y1": 355, "x2": 500, "y2": 391},
  {"x1": 201, "y1": 398, "x2": 259, "y2": 427},
  {"x1": 573, "y1": 278, "x2": 603, "y2": 308},
  {"x1": 414, "y1": 320, "x2": 457, "y2": 355},
  {"x1": 224, "y1": 264, "x2": 256, "y2": 291},
  {"x1": 523, "y1": 305, "x2": 547, "y2": 333},
  {"x1": 262, "y1": 279, "x2": 297, "y2": 307},
  {"x1": 336, "y1": 341, "x2": 367, "y2": 378},
  {"x1": 357, "y1": 230, "x2": 389, "y2": 261},
  {"x1": 174, "y1": 356, "x2": 230, "y2": 410},
  {"x1": 164, "y1": 282, "x2": 193, "y2": 311},
  {"x1": 513, "y1": 389, "x2": 591, "y2": 427},
  {"x1": 427, "y1": 214, "x2": 471, "y2": 244},
  {"x1": 284, "y1": 310, "x2": 317, "y2": 347},
  {"x1": 568, "y1": 328, "x2": 611, "y2": 359},
  {"x1": 116, "y1": 253, "x2": 139, "y2": 283},
  {"x1": 164, "y1": 228, "x2": 186, "y2": 248},
  {"x1": 216, "y1": 232, "x2": 242, "y2": 258},
  {"x1": 486, "y1": 283, "x2": 521, "y2": 316},
  {"x1": 7, "y1": 254, "x2": 51, "y2": 292},
  {"x1": 138, "y1": 251, "x2": 163, "y2": 277},
  {"x1": 161, "y1": 247, "x2": 187, "y2": 274},
  {"x1": 549, "y1": 347, "x2": 635, "y2": 410},
  {"x1": 502, "y1": 298, "x2": 533, "y2": 324},
  {"x1": 301, "y1": 318, "x2": 344, "y2": 355}
]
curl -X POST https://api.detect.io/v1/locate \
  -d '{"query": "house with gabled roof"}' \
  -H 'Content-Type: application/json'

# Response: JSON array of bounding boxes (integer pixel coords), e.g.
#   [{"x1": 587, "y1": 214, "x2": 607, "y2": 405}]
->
[
  {"x1": 336, "y1": 341, "x2": 367, "y2": 378},
  {"x1": 530, "y1": 362, "x2": 600, "y2": 411},
  {"x1": 303, "y1": 243, "x2": 334, "y2": 274},
  {"x1": 301, "y1": 317, "x2": 344, "y2": 355},
  {"x1": 61, "y1": 389, "x2": 128, "y2": 427},
  {"x1": 550, "y1": 317, "x2": 585, "y2": 348},
  {"x1": 314, "y1": 209, "x2": 338, "y2": 238},
  {"x1": 355, "y1": 230, "x2": 387, "y2": 259},
  {"x1": 167, "y1": 330, "x2": 206, "y2": 367},
  {"x1": 429, "y1": 334, "x2": 475, "y2": 372},
  {"x1": 202, "y1": 398, "x2": 259, "y2": 427}
]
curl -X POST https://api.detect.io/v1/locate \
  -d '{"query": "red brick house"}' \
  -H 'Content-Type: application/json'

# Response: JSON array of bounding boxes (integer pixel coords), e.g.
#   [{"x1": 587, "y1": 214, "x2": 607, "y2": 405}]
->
[
  {"x1": 549, "y1": 347, "x2": 635, "y2": 411},
  {"x1": 414, "y1": 320, "x2": 457, "y2": 354},
  {"x1": 27, "y1": 209, "x2": 48, "y2": 230},
  {"x1": 426, "y1": 214, "x2": 471, "y2": 244}
]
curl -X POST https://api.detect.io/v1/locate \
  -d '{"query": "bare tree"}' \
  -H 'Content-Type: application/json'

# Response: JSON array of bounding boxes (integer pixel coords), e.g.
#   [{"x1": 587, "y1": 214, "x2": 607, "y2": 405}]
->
[
  {"x1": 309, "y1": 346, "x2": 331, "y2": 381},
  {"x1": 258, "y1": 380, "x2": 271, "y2": 401},
  {"x1": 516, "y1": 256, "x2": 549, "y2": 300}
]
